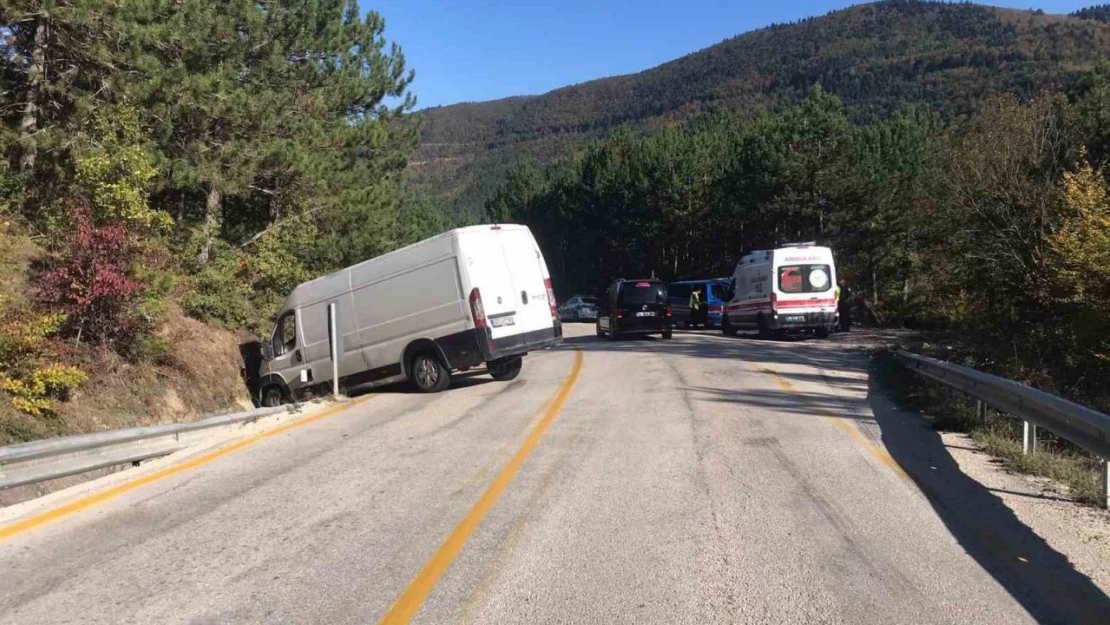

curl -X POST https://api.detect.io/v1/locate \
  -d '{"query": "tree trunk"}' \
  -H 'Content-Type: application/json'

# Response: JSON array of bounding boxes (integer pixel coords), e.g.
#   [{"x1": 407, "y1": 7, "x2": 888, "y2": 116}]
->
[
  {"x1": 196, "y1": 187, "x2": 222, "y2": 265},
  {"x1": 872, "y1": 268, "x2": 879, "y2": 308},
  {"x1": 19, "y1": 13, "x2": 48, "y2": 175}
]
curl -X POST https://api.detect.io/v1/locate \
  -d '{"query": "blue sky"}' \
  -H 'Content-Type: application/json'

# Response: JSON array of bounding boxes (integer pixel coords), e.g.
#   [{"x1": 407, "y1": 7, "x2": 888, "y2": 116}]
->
[{"x1": 370, "y1": 1, "x2": 1095, "y2": 110}]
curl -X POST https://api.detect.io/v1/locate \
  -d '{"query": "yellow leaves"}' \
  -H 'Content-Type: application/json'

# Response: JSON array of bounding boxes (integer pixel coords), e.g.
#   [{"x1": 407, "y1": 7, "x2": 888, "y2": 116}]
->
[
  {"x1": 1047, "y1": 156, "x2": 1110, "y2": 308},
  {"x1": 0, "y1": 312, "x2": 86, "y2": 417},
  {"x1": 74, "y1": 106, "x2": 172, "y2": 233},
  {"x1": 0, "y1": 366, "x2": 86, "y2": 417}
]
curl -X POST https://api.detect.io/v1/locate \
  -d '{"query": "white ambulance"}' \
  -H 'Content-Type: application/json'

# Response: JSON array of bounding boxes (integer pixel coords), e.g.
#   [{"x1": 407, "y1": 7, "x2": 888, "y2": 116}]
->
[{"x1": 721, "y1": 242, "x2": 838, "y2": 338}]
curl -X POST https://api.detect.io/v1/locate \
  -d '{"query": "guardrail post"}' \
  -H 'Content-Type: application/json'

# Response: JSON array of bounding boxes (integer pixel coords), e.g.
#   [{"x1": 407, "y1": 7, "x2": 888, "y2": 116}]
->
[
  {"x1": 976, "y1": 400, "x2": 986, "y2": 421},
  {"x1": 1104, "y1": 460, "x2": 1109, "y2": 510},
  {"x1": 328, "y1": 302, "x2": 339, "y2": 399},
  {"x1": 1023, "y1": 421, "x2": 1037, "y2": 455}
]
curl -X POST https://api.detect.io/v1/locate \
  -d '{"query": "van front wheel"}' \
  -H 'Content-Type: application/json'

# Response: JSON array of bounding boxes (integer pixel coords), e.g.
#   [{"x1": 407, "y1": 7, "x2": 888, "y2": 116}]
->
[
  {"x1": 261, "y1": 386, "x2": 284, "y2": 407},
  {"x1": 411, "y1": 352, "x2": 450, "y2": 393},
  {"x1": 489, "y1": 357, "x2": 523, "y2": 381}
]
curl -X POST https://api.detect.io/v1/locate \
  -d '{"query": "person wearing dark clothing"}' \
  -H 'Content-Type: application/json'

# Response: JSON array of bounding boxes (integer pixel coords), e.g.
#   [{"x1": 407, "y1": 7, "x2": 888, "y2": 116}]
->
[{"x1": 837, "y1": 278, "x2": 852, "y2": 332}]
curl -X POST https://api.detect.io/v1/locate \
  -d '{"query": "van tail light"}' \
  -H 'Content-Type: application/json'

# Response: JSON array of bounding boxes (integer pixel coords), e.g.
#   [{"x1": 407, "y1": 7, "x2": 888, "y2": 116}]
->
[
  {"x1": 544, "y1": 278, "x2": 558, "y2": 319},
  {"x1": 709, "y1": 305, "x2": 722, "y2": 313},
  {"x1": 770, "y1": 292, "x2": 778, "y2": 313},
  {"x1": 616, "y1": 310, "x2": 624, "y2": 320},
  {"x1": 470, "y1": 288, "x2": 487, "y2": 329},
  {"x1": 666, "y1": 306, "x2": 672, "y2": 318}
]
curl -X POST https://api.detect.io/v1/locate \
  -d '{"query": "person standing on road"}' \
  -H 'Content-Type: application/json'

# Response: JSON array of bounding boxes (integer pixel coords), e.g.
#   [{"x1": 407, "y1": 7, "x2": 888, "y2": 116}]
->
[
  {"x1": 837, "y1": 278, "x2": 852, "y2": 332},
  {"x1": 688, "y1": 287, "x2": 702, "y2": 329}
]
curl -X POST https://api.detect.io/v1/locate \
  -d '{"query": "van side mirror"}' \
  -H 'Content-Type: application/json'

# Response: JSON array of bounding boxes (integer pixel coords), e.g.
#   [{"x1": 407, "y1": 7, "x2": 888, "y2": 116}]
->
[{"x1": 261, "y1": 342, "x2": 274, "y2": 361}]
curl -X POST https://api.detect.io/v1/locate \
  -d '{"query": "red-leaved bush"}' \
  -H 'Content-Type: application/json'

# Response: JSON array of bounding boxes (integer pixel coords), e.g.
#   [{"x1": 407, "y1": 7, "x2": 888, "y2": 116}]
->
[{"x1": 39, "y1": 202, "x2": 146, "y2": 345}]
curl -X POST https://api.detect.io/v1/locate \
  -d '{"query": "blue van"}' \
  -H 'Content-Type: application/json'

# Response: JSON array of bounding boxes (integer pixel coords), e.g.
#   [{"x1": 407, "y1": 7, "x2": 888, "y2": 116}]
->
[{"x1": 667, "y1": 279, "x2": 731, "y2": 328}]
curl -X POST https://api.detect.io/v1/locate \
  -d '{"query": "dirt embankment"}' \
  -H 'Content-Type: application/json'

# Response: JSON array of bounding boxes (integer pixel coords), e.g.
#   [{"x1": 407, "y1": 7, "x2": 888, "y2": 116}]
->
[{"x1": 0, "y1": 232, "x2": 253, "y2": 446}]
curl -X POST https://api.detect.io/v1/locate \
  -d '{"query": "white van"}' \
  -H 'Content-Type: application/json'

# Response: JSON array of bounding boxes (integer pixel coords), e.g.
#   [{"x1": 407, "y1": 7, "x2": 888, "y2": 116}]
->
[
  {"x1": 256, "y1": 225, "x2": 561, "y2": 404},
  {"x1": 722, "y1": 243, "x2": 838, "y2": 338}
]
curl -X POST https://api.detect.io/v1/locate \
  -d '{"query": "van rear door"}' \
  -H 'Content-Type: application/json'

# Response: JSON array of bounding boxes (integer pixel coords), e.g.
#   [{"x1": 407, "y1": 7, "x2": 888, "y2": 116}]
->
[
  {"x1": 774, "y1": 262, "x2": 836, "y2": 314},
  {"x1": 460, "y1": 229, "x2": 517, "y2": 339},
  {"x1": 494, "y1": 226, "x2": 555, "y2": 337}
]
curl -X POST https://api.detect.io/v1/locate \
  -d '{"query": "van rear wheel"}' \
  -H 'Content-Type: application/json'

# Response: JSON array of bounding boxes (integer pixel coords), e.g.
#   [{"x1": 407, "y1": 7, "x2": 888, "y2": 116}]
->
[
  {"x1": 411, "y1": 352, "x2": 450, "y2": 393},
  {"x1": 489, "y1": 357, "x2": 523, "y2": 381}
]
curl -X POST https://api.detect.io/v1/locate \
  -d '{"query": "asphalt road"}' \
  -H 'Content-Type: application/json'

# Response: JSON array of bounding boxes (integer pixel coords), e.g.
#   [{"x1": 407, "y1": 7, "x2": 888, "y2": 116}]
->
[{"x1": 1, "y1": 324, "x2": 1108, "y2": 624}]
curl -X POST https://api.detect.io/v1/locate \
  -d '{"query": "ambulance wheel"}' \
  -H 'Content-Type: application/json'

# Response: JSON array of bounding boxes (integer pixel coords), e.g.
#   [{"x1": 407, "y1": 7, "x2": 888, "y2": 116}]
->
[
  {"x1": 757, "y1": 315, "x2": 773, "y2": 340},
  {"x1": 722, "y1": 314, "x2": 738, "y2": 337},
  {"x1": 816, "y1": 327, "x2": 830, "y2": 339},
  {"x1": 662, "y1": 329, "x2": 673, "y2": 340}
]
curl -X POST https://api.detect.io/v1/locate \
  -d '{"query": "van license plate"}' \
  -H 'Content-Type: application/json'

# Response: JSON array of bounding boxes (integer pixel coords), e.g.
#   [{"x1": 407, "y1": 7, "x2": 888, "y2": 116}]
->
[
  {"x1": 491, "y1": 316, "x2": 515, "y2": 328},
  {"x1": 636, "y1": 311, "x2": 656, "y2": 317}
]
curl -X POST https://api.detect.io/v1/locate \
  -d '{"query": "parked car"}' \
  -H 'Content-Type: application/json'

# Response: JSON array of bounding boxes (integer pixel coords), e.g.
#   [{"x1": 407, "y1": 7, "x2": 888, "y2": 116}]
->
[
  {"x1": 257, "y1": 224, "x2": 562, "y2": 403},
  {"x1": 596, "y1": 278, "x2": 673, "y2": 340},
  {"x1": 722, "y1": 242, "x2": 837, "y2": 339},
  {"x1": 667, "y1": 279, "x2": 730, "y2": 328},
  {"x1": 558, "y1": 296, "x2": 601, "y2": 322}
]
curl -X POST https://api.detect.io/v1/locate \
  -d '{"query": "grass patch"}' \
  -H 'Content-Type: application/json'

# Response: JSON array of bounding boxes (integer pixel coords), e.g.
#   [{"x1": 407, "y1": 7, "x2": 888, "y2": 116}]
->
[{"x1": 874, "y1": 349, "x2": 1106, "y2": 507}]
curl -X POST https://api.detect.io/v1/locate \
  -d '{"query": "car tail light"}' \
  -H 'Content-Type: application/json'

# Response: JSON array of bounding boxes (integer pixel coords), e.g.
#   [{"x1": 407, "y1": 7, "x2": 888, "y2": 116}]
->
[
  {"x1": 470, "y1": 288, "x2": 487, "y2": 329},
  {"x1": 616, "y1": 310, "x2": 624, "y2": 319},
  {"x1": 666, "y1": 306, "x2": 672, "y2": 318},
  {"x1": 544, "y1": 279, "x2": 558, "y2": 319}
]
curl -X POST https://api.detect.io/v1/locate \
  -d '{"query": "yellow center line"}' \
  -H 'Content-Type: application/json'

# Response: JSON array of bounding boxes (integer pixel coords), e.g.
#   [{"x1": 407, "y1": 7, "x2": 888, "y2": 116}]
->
[
  {"x1": 757, "y1": 366, "x2": 910, "y2": 480},
  {"x1": 0, "y1": 394, "x2": 378, "y2": 543},
  {"x1": 377, "y1": 348, "x2": 584, "y2": 625}
]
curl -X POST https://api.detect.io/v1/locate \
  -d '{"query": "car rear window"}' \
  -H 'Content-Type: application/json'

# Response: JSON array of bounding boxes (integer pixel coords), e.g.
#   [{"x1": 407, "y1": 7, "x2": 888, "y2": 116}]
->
[
  {"x1": 618, "y1": 282, "x2": 667, "y2": 305},
  {"x1": 779, "y1": 265, "x2": 832, "y2": 294},
  {"x1": 582, "y1": 298, "x2": 601, "y2": 306}
]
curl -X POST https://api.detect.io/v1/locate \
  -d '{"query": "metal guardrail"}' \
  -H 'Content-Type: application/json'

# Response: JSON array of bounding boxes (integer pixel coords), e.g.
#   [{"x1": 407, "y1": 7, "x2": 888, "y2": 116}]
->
[
  {"x1": 894, "y1": 350, "x2": 1110, "y2": 508},
  {"x1": 0, "y1": 405, "x2": 298, "y2": 490}
]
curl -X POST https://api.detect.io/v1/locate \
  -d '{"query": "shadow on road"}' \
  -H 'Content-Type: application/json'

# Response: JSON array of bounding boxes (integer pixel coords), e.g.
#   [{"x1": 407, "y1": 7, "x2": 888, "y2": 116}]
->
[{"x1": 556, "y1": 330, "x2": 1110, "y2": 623}]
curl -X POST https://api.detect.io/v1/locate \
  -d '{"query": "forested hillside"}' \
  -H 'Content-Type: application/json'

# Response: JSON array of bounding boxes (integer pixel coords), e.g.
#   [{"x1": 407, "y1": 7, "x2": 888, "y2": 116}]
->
[
  {"x1": 0, "y1": 0, "x2": 447, "y2": 442},
  {"x1": 414, "y1": 1, "x2": 1110, "y2": 218},
  {"x1": 489, "y1": 78, "x2": 1110, "y2": 414}
]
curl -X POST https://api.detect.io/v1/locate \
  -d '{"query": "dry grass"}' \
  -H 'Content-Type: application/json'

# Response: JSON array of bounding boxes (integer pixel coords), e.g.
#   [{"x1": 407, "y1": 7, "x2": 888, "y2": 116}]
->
[
  {"x1": 54, "y1": 305, "x2": 253, "y2": 437},
  {"x1": 875, "y1": 350, "x2": 1106, "y2": 507}
]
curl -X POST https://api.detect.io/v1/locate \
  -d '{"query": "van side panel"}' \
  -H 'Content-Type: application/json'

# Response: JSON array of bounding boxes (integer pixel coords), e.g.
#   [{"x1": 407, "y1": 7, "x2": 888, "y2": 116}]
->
[
  {"x1": 300, "y1": 273, "x2": 363, "y2": 387},
  {"x1": 353, "y1": 256, "x2": 468, "y2": 372},
  {"x1": 729, "y1": 262, "x2": 772, "y2": 328}
]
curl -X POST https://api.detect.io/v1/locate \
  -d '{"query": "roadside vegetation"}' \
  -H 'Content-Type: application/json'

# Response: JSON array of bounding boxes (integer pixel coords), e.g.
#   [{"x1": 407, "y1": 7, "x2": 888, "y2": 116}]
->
[
  {"x1": 875, "y1": 348, "x2": 1105, "y2": 506},
  {"x1": 490, "y1": 80, "x2": 1110, "y2": 424},
  {"x1": 0, "y1": 1, "x2": 460, "y2": 443}
]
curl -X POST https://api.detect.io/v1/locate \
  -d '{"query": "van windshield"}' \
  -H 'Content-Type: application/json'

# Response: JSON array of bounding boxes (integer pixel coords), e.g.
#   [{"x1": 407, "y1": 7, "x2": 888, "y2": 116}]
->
[
  {"x1": 619, "y1": 282, "x2": 667, "y2": 306},
  {"x1": 779, "y1": 265, "x2": 832, "y2": 294}
]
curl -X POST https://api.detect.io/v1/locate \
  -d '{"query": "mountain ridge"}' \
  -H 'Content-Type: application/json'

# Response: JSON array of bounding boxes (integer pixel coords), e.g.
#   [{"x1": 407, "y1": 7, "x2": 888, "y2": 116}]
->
[{"x1": 410, "y1": 1, "x2": 1110, "y2": 217}]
